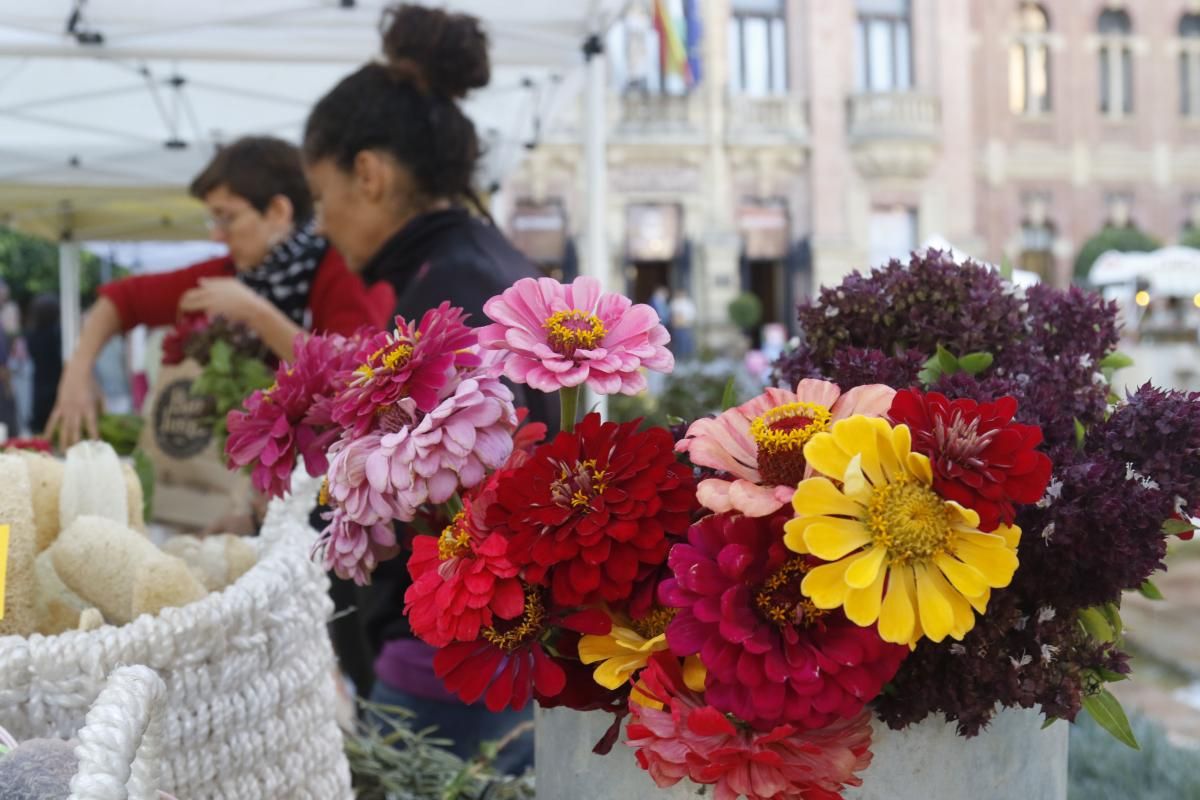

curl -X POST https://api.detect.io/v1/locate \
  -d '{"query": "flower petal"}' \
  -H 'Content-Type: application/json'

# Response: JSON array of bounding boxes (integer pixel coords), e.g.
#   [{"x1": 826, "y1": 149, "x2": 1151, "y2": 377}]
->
[
  {"x1": 878, "y1": 565, "x2": 917, "y2": 645},
  {"x1": 913, "y1": 563, "x2": 954, "y2": 642},
  {"x1": 804, "y1": 518, "x2": 873, "y2": 561}
]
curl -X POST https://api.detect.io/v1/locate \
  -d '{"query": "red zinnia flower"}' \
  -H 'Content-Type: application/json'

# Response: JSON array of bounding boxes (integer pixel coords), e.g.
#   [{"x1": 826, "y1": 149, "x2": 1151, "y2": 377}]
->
[
  {"x1": 660, "y1": 511, "x2": 908, "y2": 731},
  {"x1": 333, "y1": 302, "x2": 481, "y2": 435},
  {"x1": 433, "y1": 586, "x2": 611, "y2": 711},
  {"x1": 888, "y1": 388, "x2": 1053, "y2": 532},
  {"x1": 161, "y1": 313, "x2": 209, "y2": 366},
  {"x1": 626, "y1": 653, "x2": 874, "y2": 800},
  {"x1": 487, "y1": 413, "x2": 696, "y2": 607}
]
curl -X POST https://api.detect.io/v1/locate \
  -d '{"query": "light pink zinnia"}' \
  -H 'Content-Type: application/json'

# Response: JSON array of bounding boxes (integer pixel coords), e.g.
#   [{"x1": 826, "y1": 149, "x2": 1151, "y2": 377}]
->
[
  {"x1": 313, "y1": 507, "x2": 400, "y2": 585},
  {"x1": 626, "y1": 653, "x2": 874, "y2": 800},
  {"x1": 479, "y1": 276, "x2": 673, "y2": 395},
  {"x1": 676, "y1": 379, "x2": 895, "y2": 516}
]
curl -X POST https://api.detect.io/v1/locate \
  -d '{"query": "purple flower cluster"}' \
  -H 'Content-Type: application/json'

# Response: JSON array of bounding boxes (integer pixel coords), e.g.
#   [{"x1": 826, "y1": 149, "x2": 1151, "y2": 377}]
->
[{"x1": 772, "y1": 251, "x2": 1200, "y2": 734}]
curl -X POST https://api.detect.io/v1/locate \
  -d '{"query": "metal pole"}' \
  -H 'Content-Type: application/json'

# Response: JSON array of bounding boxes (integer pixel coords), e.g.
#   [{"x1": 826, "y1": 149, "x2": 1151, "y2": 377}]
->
[
  {"x1": 58, "y1": 241, "x2": 81, "y2": 363},
  {"x1": 583, "y1": 32, "x2": 609, "y2": 421}
]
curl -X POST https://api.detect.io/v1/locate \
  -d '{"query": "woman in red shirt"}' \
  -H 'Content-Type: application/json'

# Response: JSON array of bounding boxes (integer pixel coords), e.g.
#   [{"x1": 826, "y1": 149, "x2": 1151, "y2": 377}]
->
[{"x1": 47, "y1": 136, "x2": 393, "y2": 446}]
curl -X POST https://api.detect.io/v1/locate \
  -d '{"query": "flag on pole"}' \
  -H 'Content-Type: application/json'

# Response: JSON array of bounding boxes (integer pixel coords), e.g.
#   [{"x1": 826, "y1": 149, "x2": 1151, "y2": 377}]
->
[
  {"x1": 653, "y1": 0, "x2": 695, "y2": 89},
  {"x1": 684, "y1": 0, "x2": 703, "y2": 86}
]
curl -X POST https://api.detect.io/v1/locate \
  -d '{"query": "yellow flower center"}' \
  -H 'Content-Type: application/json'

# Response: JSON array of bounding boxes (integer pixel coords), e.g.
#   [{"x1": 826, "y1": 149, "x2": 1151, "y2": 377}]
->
[
  {"x1": 436, "y1": 512, "x2": 471, "y2": 561},
  {"x1": 318, "y1": 479, "x2": 330, "y2": 508},
  {"x1": 750, "y1": 401, "x2": 832, "y2": 486},
  {"x1": 482, "y1": 585, "x2": 545, "y2": 653},
  {"x1": 544, "y1": 310, "x2": 607, "y2": 356},
  {"x1": 550, "y1": 458, "x2": 609, "y2": 512},
  {"x1": 629, "y1": 606, "x2": 678, "y2": 640},
  {"x1": 354, "y1": 341, "x2": 414, "y2": 381},
  {"x1": 755, "y1": 556, "x2": 827, "y2": 628},
  {"x1": 868, "y1": 480, "x2": 953, "y2": 564}
]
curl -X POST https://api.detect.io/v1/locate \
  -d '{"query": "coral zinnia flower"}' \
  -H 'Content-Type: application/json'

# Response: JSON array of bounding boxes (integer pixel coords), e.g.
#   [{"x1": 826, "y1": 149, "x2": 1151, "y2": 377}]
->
[
  {"x1": 660, "y1": 511, "x2": 907, "y2": 730},
  {"x1": 786, "y1": 416, "x2": 1022, "y2": 647},
  {"x1": 312, "y1": 506, "x2": 400, "y2": 585},
  {"x1": 487, "y1": 413, "x2": 696, "y2": 606},
  {"x1": 888, "y1": 389, "x2": 1052, "y2": 532},
  {"x1": 479, "y1": 276, "x2": 673, "y2": 395},
  {"x1": 433, "y1": 586, "x2": 611, "y2": 711},
  {"x1": 333, "y1": 302, "x2": 481, "y2": 435},
  {"x1": 626, "y1": 653, "x2": 874, "y2": 800},
  {"x1": 405, "y1": 506, "x2": 524, "y2": 647},
  {"x1": 677, "y1": 379, "x2": 895, "y2": 517}
]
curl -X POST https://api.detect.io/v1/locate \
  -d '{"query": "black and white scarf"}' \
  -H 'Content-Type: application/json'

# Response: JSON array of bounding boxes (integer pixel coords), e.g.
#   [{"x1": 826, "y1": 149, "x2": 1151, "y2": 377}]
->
[{"x1": 238, "y1": 223, "x2": 328, "y2": 329}]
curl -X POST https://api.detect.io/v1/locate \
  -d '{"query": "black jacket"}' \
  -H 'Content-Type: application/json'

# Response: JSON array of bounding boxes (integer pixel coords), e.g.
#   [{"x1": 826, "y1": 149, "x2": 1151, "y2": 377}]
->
[{"x1": 357, "y1": 208, "x2": 557, "y2": 656}]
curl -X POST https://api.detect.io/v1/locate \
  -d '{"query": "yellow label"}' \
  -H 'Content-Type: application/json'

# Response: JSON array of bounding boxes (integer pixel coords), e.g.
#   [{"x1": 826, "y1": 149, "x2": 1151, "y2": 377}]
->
[{"x1": 0, "y1": 524, "x2": 8, "y2": 620}]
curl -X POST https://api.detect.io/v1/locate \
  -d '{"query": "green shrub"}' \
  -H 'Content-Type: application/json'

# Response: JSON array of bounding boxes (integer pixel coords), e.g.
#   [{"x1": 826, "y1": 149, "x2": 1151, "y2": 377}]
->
[
  {"x1": 1068, "y1": 711, "x2": 1200, "y2": 800},
  {"x1": 1074, "y1": 226, "x2": 1159, "y2": 283},
  {"x1": 727, "y1": 292, "x2": 763, "y2": 331}
]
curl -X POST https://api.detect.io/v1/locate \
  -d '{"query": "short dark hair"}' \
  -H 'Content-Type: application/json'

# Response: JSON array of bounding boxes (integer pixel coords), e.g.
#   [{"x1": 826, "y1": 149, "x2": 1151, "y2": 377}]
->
[
  {"x1": 303, "y1": 4, "x2": 488, "y2": 203},
  {"x1": 189, "y1": 136, "x2": 314, "y2": 224}
]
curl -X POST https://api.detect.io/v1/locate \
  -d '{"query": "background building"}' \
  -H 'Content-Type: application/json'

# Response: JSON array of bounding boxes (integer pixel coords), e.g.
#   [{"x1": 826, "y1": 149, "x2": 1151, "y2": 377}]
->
[{"x1": 499, "y1": 0, "x2": 1200, "y2": 347}]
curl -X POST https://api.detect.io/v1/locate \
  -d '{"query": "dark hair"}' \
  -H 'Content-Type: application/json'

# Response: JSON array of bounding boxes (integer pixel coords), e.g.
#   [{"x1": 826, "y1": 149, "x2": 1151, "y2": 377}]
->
[
  {"x1": 303, "y1": 3, "x2": 489, "y2": 206},
  {"x1": 28, "y1": 293, "x2": 59, "y2": 332},
  {"x1": 189, "y1": 136, "x2": 314, "y2": 224}
]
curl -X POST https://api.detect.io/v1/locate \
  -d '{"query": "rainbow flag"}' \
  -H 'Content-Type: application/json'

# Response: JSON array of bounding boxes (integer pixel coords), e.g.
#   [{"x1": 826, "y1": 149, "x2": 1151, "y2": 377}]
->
[{"x1": 654, "y1": 0, "x2": 696, "y2": 89}]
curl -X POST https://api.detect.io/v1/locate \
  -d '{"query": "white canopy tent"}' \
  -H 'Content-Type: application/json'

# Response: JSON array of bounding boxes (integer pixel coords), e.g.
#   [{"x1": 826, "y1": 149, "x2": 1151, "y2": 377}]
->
[{"x1": 0, "y1": 0, "x2": 620, "y2": 360}]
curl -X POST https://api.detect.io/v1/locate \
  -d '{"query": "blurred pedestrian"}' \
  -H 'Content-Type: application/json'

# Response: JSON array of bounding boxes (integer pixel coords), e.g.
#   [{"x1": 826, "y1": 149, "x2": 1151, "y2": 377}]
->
[
  {"x1": 25, "y1": 294, "x2": 61, "y2": 436},
  {"x1": 669, "y1": 288, "x2": 697, "y2": 359}
]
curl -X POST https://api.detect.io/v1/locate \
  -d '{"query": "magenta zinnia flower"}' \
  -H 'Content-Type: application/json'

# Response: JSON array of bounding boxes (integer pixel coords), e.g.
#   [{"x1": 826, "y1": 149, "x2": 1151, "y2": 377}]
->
[
  {"x1": 676, "y1": 379, "x2": 895, "y2": 516},
  {"x1": 312, "y1": 506, "x2": 400, "y2": 585},
  {"x1": 660, "y1": 511, "x2": 908, "y2": 731},
  {"x1": 626, "y1": 653, "x2": 874, "y2": 800},
  {"x1": 479, "y1": 276, "x2": 673, "y2": 395},
  {"x1": 333, "y1": 302, "x2": 481, "y2": 435}
]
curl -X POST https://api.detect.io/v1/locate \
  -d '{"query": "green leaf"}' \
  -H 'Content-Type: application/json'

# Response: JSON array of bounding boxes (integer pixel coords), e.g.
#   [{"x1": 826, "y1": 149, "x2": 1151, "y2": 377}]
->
[
  {"x1": 1101, "y1": 602, "x2": 1123, "y2": 639},
  {"x1": 1163, "y1": 518, "x2": 1196, "y2": 535},
  {"x1": 1041, "y1": 715, "x2": 1059, "y2": 729},
  {"x1": 1095, "y1": 667, "x2": 1129, "y2": 683},
  {"x1": 721, "y1": 378, "x2": 738, "y2": 411},
  {"x1": 1079, "y1": 607, "x2": 1114, "y2": 642},
  {"x1": 209, "y1": 340, "x2": 233, "y2": 374},
  {"x1": 1138, "y1": 579, "x2": 1164, "y2": 600},
  {"x1": 1074, "y1": 418, "x2": 1086, "y2": 450},
  {"x1": 999, "y1": 255, "x2": 1014, "y2": 281},
  {"x1": 958, "y1": 352, "x2": 994, "y2": 376},
  {"x1": 1099, "y1": 351, "x2": 1135, "y2": 371},
  {"x1": 132, "y1": 449, "x2": 155, "y2": 521},
  {"x1": 1082, "y1": 688, "x2": 1140, "y2": 750},
  {"x1": 935, "y1": 345, "x2": 959, "y2": 376}
]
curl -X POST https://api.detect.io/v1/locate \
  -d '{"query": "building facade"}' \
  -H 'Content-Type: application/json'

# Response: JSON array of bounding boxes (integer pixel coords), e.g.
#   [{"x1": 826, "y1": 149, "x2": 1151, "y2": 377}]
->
[{"x1": 499, "y1": 0, "x2": 1200, "y2": 347}]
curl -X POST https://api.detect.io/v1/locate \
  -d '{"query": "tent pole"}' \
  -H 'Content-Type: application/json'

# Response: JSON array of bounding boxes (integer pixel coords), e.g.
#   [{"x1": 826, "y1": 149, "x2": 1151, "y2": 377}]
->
[
  {"x1": 583, "y1": 31, "x2": 609, "y2": 421},
  {"x1": 58, "y1": 240, "x2": 81, "y2": 363}
]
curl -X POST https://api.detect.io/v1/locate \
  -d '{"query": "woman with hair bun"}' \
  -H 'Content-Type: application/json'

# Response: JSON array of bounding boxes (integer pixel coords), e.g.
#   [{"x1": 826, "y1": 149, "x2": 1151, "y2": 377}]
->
[{"x1": 304, "y1": 3, "x2": 549, "y2": 772}]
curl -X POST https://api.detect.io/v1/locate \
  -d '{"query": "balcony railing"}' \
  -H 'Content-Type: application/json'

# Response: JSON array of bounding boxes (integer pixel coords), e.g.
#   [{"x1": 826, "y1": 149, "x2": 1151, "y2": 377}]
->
[
  {"x1": 847, "y1": 92, "x2": 940, "y2": 143},
  {"x1": 615, "y1": 91, "x2": 702, "y2": 137},
  {"x1": 725, "y1": 95, "x2": 809, "y2": 144}
]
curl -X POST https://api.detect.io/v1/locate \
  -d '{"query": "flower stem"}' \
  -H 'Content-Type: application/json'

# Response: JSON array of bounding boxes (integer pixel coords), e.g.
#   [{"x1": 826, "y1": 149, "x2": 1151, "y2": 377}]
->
[
  {"x1": 440, "y1": 492, "x2": 464, "y2": 519},
  {"x1": 560, "y1": 385, "x2": 581, "y2": 434}
]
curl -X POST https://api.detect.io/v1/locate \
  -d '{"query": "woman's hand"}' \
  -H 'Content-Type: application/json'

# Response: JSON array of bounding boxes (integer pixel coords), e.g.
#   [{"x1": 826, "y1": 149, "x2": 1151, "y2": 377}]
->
[
  {"x1": 179, "y1": 278, "x2": 265, "y2": 325},
  {"x1": 44, "y1": 361, "x2": 102, "y2": 447}
]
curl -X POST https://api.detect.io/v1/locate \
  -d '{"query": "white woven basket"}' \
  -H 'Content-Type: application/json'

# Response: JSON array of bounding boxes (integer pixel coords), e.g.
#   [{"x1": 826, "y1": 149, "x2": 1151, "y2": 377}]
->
[
  {"x1": 0, "y1": 473, "x2": 352, "y2": 800},
  {"x1": 69, "y1": 665, "x2": 166, "y2": 800}
]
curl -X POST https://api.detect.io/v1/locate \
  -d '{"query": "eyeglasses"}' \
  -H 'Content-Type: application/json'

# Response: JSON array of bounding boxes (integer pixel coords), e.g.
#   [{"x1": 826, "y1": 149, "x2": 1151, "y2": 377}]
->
[{"x1": 204, "y1": 207, "x2": 252, "y2": 232}]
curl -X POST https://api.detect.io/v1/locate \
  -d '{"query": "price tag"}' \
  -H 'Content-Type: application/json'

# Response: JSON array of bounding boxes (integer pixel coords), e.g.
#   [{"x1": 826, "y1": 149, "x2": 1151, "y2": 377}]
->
[{"x1": 0, "y1": 524, "x2": 8, "y2": 620}]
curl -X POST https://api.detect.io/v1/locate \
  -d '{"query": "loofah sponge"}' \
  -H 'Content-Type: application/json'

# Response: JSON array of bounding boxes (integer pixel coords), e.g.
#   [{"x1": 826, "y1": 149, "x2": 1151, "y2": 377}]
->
[
  {"x1": 161, "y1": 533, "x2": 257, "y2": 591},
  {"x1": 59, "y1": 441, "x2": 129, "y2": 532},
  {"x1": 32, "y1": 551, "x2": 88, "y2": 635},
  {"x1": 0, "y1": 454, "x2": 38, "y2": 636},
  {"x1": 0, "y1": 737, "x2": 77, "y2": 800},
  {"x1": 50, "y1": 516, "x2": 206, "y2": 625},
  {"x1": 16, "y1": 452, "x2": 62, "y2": 554}
]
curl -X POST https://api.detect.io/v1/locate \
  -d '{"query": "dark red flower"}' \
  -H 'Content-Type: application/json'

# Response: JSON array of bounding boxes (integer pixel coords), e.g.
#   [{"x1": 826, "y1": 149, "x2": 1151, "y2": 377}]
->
[
  {"x1": 889, "y1": 389, "x2": 1052, "y2": 531},
  {"x1": 487, "y1": 413, "x2": 696, "y2": 607},
  {"x1": 660, "y1": 511, "x2": 908, "y2": 731},
  {"x1": 433, "y1": 587, "x2": 611, "y2": 711},
  {"x1": 161, "y1": 313, "x2": 209, "y2": 366},
  {"x1": 2, "y1": 437, "x2": 52, "y2": 453}
]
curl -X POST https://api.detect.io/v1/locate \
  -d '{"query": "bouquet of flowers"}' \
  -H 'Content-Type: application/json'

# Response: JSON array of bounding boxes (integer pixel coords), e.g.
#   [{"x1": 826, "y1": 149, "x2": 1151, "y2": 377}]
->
[{"x1": 226, "y1": 258, "x2": 1200, "y2": 800}]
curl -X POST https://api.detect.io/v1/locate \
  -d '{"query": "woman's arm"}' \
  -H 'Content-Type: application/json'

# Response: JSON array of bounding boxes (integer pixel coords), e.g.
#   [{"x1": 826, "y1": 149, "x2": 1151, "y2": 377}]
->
[{"x1": 44, "y1": 295, "x2": 122, "y2": 445}]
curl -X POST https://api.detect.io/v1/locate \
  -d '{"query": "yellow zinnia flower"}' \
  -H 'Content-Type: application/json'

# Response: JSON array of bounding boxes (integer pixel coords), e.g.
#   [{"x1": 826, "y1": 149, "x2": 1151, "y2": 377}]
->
[
  {"x1": 579, "y1": 608, "x2": 705, "y2": 708},
  {"x1": 783, "y1": 415, "x2": 1021, "y2": 647}
]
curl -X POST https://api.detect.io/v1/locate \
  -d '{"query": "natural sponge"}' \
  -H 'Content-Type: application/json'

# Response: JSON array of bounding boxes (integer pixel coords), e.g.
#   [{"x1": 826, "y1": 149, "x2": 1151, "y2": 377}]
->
[
  {"x1": 33, "y1": 551, "x2": 88, "y2": 635},
  {"x1": 16, "y1": 452, "x2": 62, "y2": 554},
  {"x1": 51, "y1": 516, "x2": 206, "y2": 625},
  {"x1": 0, "y1": 454, "x2": 38, "y2": 637},
  {"x1": 59, "y1": 441, "x2": 129, "y2": 531},
  {"x1": 162, "y1": 533, "x2": 257, "y2": 591}
]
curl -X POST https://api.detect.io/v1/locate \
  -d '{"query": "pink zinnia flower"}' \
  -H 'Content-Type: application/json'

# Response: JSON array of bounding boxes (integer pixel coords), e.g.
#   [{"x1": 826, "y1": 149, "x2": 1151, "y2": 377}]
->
[
  {"x1": 626, "y1": 653, "x2": 874, "y2": 800},
  {"x1": 226, "y1": 331, "x2": 363, "y2": 497},
  {"x1": 660, "y1": 511, "x2": 907, "y2": 731},
  {"x1": 333, "y1": 303, "x2": 481, "y2": 435},
  {"x1": 479, "y1": 276, "x2": 673, "y2": 395},
  {"x1": 312, "y1": 507, "x2": 400, "y2": 585},
  {"x1": 676, "y1": 379, "x2": 895, "y2": 516}
]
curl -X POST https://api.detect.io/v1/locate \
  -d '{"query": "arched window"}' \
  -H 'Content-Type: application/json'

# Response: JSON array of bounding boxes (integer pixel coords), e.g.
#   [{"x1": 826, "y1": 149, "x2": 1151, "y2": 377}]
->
[
  {"x1": 1098, "y1": 9, "x2": 1133, "y2": 117},
  {"x1": 1010, "y1": 3, "x2": 1052, "y2": 115},
  {"x1": 1180, "y1": 14, "x2": 1200, "y2": 116}
]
